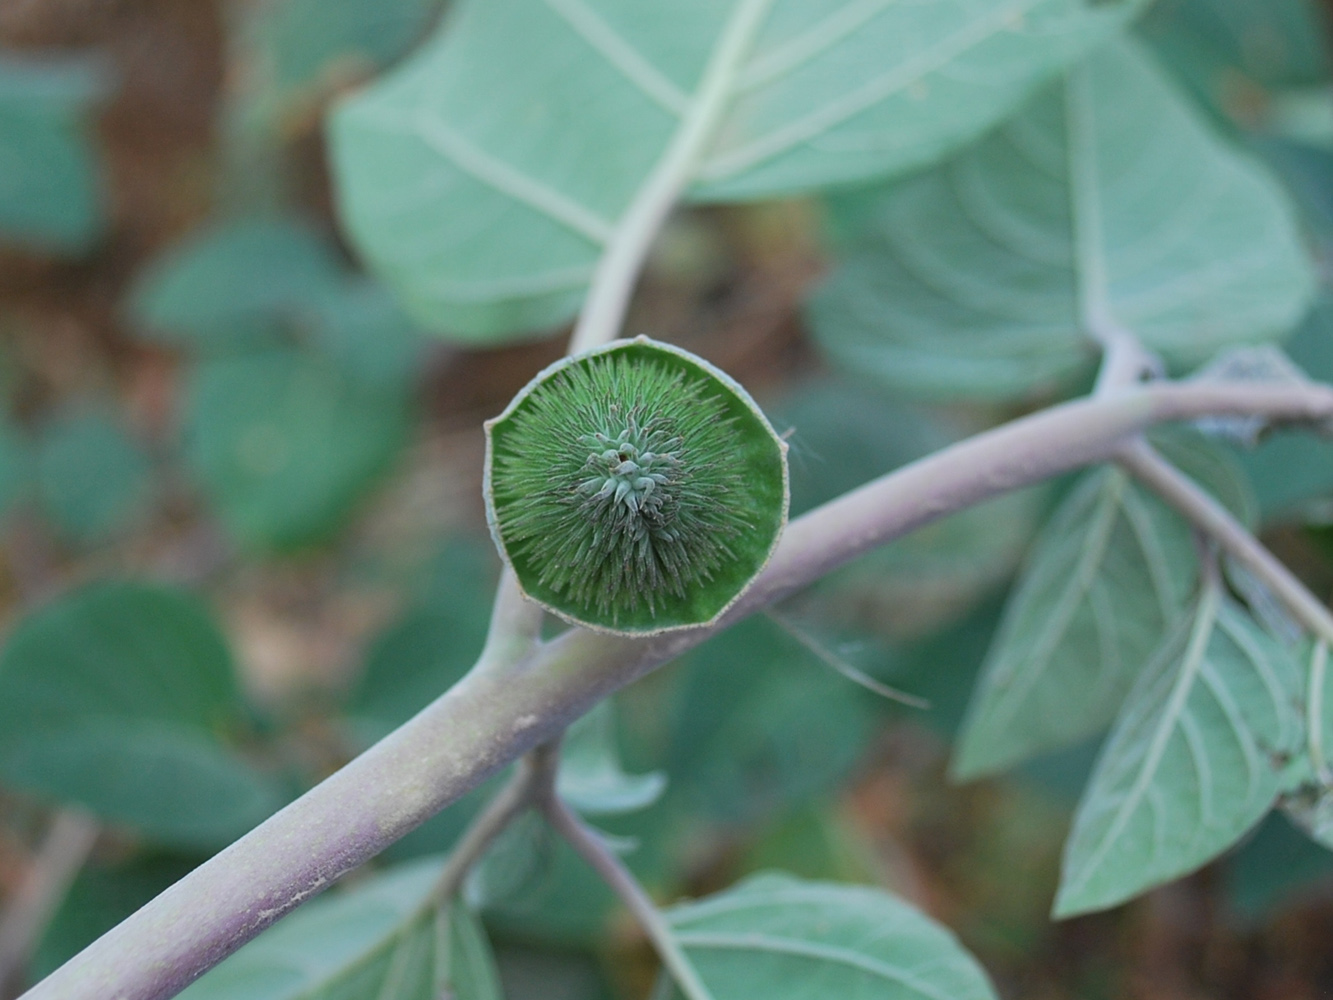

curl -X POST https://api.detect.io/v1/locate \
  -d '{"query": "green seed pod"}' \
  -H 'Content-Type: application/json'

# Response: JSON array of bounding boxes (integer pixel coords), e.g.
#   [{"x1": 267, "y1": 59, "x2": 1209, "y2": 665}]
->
[{"x1": 484, "y1": 336, "x2": 789, "y2": 635}]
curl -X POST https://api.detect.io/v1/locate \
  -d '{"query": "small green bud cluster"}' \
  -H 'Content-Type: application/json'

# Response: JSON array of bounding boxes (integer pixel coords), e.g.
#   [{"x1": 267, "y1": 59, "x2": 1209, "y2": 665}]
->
[
  {"x1": 485, "y1": 338, "x2": 788, "y2": 634},
  {"x1": 577, "y1": 415, "x2": 680, "y2": 519}
]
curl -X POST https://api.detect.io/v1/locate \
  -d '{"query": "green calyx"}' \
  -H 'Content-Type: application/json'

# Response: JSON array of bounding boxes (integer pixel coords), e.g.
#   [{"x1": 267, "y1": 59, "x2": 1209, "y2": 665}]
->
[{"x1": 484, "y1": 337, "x2": 789, "y2": 635}]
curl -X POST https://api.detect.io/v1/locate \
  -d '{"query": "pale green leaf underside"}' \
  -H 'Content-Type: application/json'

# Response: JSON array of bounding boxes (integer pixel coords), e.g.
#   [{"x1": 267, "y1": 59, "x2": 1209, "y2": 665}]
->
[
  {"x1": 810, "y1": 38, "x2": 1316, "y2": 401},
  {"x1": 557, "y1": 701, "x2": 666, "y2": 816},
  {"x1": 954, "y1": 467, "x2": 1197, "y2": 778},
  {"x1": 329, "y1": 0, "x2": 1141, "y2": 340},
  {"x1": 663, "y1": 873, "x2": 997, "y2": 1000},
  {"x1": 179, "y1": 857, "x2": 502, "y2": 1000},
  {"x1": 1055, "y1": 591, "x2": 1302, "y2": 916}
]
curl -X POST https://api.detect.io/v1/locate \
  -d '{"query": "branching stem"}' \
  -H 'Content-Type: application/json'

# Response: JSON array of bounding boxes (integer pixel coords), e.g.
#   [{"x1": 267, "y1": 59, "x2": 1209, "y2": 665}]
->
[
  {"x1": 568, "y1": 0, "x2": 773, "y2": 353},
  {"x1": 1116, "y1": 439, "x2": 1333, "y2": 650},
  {"x1": 427, "y1": 742, "x2": 559, "y2": 906},
  {"x1": 540, "y1": 789, "x2": 715, "y2": 1000}
]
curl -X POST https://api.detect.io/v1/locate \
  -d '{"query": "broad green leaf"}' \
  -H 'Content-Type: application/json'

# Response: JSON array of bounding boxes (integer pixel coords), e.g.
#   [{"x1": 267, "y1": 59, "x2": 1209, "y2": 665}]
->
[
  {"x1": 810, "y1": 38, "x2": 1316, "y2": 401},
  {"x1": 179, "y1": 856, "x2": 501, "y2": 1000},
  {"x1": 954, "y1": 468, "x2": 1197, "y2": 778},
  {"x1": 1055, "y1": 589, "x2": 1302, "y2": 916},
  {"x1": 35, "y1": 408, "x2": 152, "y2": 544},
  {"x1": 954, "y1": 429, "x2": 1255, "y2": 777},
  {"x1": 329, "y1": 0, "x2": 1141, "y2": 340},
  {"x1": 0, "y1": 582, "x2": 284, "y2": 849},
  {"x1": 127, "y1": 217, "x2": 347, "y2": 350},
  {"x1": 557, "y1": 701, "x2": 666, "y2": 816},
  {"x1": 184, "y1": 348, "x2": 411, "y2": 550},
  {"x1": 661, "y1": 873, "x2": 997, "y2": 1000},
  {"x1": 0, "y1": 53, "x2": 108, "y2": 252}
]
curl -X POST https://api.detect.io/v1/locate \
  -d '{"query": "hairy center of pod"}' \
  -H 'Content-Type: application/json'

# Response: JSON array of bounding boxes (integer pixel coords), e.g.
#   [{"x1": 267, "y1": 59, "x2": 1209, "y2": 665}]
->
[{"x1": 575, "y1": 413, "x2": 682, "y2": 525}]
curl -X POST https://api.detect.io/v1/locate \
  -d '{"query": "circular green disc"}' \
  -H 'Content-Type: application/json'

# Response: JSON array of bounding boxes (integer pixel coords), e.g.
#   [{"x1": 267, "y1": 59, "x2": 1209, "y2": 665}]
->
[{"x1": 484, "y1": 337, "x2": 789, "y2": 635}]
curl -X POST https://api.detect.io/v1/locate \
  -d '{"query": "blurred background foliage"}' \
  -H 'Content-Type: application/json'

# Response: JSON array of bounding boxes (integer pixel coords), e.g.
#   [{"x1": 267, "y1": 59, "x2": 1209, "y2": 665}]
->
[{"x1": 1, "y1": 0, "x2": 1333, "y2": 997}]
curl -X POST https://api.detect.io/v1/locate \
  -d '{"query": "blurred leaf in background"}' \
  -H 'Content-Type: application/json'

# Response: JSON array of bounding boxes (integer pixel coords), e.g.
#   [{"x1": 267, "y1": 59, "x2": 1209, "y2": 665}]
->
[
  {"x1": 0, "y1": 582, "x2": 287, "y2": 849},
  {"x1": 127, "y1": 216, "x2": 426, "y2": 551},
  {"x1": 1139, "y1": 0, "x2": 1331, "y2": 122},
  {"x1": 328, "y1": 0, "x2": 1143, "y2": 340},
  {"x1": 0, "y1": 52, "x2": 109, "y2": 254},
  {"x1": 33, "y1": 408, "x2": 152, "y2": 546}
]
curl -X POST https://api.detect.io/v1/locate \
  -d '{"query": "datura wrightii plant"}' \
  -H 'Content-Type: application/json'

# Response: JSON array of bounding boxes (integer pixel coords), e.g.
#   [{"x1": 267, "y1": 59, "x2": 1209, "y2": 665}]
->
[
  {"x1": 485, "y1": 337, "x2": 788, "y2": 634},
  {"x1": 24, "y1": 1, "x2": 1333, "y2": 999}
]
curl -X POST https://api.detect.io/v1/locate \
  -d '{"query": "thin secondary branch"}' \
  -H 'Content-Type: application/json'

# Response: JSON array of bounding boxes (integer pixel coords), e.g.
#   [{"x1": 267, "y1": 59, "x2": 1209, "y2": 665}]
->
[
  {"x1": 1116, "y1": 439, "x2": 1333, "y2": 649},
  {"x1": 567, "y1": 0, "x2": 773, "y2": 353},
  {"x1": 427, "y1": 742, "x2": 559, "y2": 906},
  {"x1": 0, "y1": 809, "x2": 99, "y2": 988},
  {"x1": 541, "y1": 790, "x2": 715, "y2": 1000},
  {"x1": 24, "y1": 376, "x2": 1333, "y2": 1000}
]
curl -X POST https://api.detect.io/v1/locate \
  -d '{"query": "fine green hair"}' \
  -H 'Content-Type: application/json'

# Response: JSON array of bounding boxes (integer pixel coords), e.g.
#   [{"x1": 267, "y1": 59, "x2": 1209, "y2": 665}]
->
[{"x1": 485, "y1": 338, "x2": 788, "y2": 634}]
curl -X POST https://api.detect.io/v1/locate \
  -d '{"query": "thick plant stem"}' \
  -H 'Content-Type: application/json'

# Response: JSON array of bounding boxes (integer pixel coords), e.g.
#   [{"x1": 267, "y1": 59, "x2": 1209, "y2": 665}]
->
[
  {"x1": 1116, "y1": 439, "x2": 1333, "y2": 649},
  {"x1": 567, "y1": 0, "x2": 773, "y2": 354},
  {"x1": 541, "y1": 793, "x2": 715, "y2": 1000},
  {"x1": 23, "y1": 377, "x2": 1333, "y2": 1000}
]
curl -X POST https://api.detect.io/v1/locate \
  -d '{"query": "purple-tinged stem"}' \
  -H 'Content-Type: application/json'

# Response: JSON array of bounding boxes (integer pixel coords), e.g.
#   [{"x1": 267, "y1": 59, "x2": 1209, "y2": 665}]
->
[{"x1": 23, "y1": 378, "x2": 1333, "y2": 1000}]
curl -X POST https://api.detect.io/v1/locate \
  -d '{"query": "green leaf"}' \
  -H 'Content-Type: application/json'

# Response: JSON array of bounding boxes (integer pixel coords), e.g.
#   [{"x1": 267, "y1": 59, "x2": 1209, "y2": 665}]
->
[
  {"x1": 0, "y1": 53, "x2": 108, "y2": 252},
  {"x1": 0, "y1": 582, "x2": 284, "y2": 849},
  {"x1": 178, "y1": 856, "x2": 501, "y2": 1000},
  {"x1": 127, "y1": 217, "x2": 347, "y2": 351},
  {"x1": 809, "y1": 38, "x2": 1316, "y2": 401},
  {"x1": 35, "y1": 408, "x2": 152, "y2": 544},
  {"x1": 557, "y1": 701, "x2": 666, "y2": 816},
  {"x1": 329, "y1": 0, "x2": 1140, "y2": 340},
  {"x1": 1055, "y1": 589, "x2": 1303, "y2": 916},
  {"x1": 661, "y1": 873, "x2": 997, "y2": 1000},
  {"x1": 954, "y1": 468, "x2": 1197, "y2": 778},
  {"x1": 953, "y1": 428, "x2": 1255, "y2": 778},
  {"x1": 184, "y1": 348, "x2": 411, "y2": 550}
]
